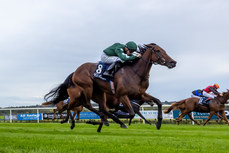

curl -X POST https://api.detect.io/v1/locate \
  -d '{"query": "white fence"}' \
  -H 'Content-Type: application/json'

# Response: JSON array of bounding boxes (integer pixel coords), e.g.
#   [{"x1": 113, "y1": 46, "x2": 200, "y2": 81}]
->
[
  {"x1": 1, "y1": 104, "x2": 228, "y2": 124},
  {"x1": 0, "y1": 105, "x2": 164, "y2": 123}
]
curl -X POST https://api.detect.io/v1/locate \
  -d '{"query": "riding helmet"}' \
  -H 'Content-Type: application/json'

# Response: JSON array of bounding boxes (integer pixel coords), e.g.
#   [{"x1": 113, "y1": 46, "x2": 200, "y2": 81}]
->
[
  {"x1": 126, "y1": 41, "x2": 137, "y2": 52},
  {"x1": 214, "y1": 83, "x2": 219, "y2": 89}
]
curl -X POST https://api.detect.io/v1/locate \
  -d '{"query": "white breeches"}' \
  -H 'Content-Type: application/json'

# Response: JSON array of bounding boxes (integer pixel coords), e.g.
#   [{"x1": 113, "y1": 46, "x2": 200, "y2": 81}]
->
[
  {"x1": 101, "y1": 52, "x2": 124, "y2": 64},
  {"x1": 202, "y1": 91, "x2": 216, "y2": 99},
  {"x1": 191, "y1": 94, "x2": 200, "y2": 98}
]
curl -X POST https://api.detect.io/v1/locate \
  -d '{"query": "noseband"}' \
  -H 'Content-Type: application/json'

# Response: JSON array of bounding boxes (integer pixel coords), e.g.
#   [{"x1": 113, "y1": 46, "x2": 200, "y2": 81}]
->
[{"x1": 140, "y1": 46, "x2": 166, "y2": 65}]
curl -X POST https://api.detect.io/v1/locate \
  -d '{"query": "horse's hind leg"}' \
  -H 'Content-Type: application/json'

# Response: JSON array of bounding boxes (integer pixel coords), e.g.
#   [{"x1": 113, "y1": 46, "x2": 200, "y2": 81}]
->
[
  {"x1": 135, "y1": 110, "x2": 152, "y2": 125},
  {"x1": 176, "y1": 112, "x2": 187, "y2": 125},
  {"x1": 80, "y1": 89, "x2": 109, "y2": 126},
  {"x1": 53, "y1": 109, "x2": 57, "y2": 120},
  {"x1": 188, "y1": 113, "x2": 200, "y2": 125},
  {"x1": 70, "y1": 112, "x2": 77, "y2": 129},
  {"x1": 98, "y1": 93, "x2": 127, "y2": 128},
  {"x1": 215, "y1": 113, "x2": 222, "y2": 123},
  {"x1": 76, "y1": 112, "x2": 80, "y2": 120},
  {"x1": 60, "y1": 87, "x2": 82, "y2": 124},
  {"x1": 119, "y1": 95, "x2": 135, "y2": 119},
  {"x1": 61, "y1": 108, "x2": 70, "y2": 124}
]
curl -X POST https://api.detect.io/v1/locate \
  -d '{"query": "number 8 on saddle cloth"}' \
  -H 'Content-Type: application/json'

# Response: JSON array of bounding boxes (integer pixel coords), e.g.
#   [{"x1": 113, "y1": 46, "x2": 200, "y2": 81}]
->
[{"x1": 94, "y1": 61, "x2": 114, "y2": 82}]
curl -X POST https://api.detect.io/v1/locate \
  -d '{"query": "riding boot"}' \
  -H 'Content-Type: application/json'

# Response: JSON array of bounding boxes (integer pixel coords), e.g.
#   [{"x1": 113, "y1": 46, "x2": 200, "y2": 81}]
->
[
  {"x1": 103, "y1": 62, "x2": 116, "y2": 78},
  {"x1": 103, "y1": 61, "x2": 123, "y2": 78},
  {"x1": 114, "y1": 61, "x2": 123, "y2": 72}
]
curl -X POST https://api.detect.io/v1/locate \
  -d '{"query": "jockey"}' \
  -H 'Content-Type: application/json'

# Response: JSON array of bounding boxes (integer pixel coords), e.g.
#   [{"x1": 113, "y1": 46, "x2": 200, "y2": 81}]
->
[
  {"x1": 202, "y1": 84, "x2": 220, "y2": 99},
  {"x1": 191, "y1": 89, "x2": 204, "y2": 98},
  {"x1": 101, "y1": 41, "x2": 142, "y2": 77}
]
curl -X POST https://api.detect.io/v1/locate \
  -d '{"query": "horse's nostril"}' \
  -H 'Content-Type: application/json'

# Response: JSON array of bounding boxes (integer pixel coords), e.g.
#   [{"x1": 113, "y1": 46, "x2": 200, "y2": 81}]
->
[{"x1": 170, "y1": 61, "x2": 177, "y2": 67}]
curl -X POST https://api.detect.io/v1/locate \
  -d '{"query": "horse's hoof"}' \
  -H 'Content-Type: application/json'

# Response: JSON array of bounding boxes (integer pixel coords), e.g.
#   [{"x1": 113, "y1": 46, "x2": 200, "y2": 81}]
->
[
  {"x1": 103, "y1": 121, "x2": 109, "y2": 126},
  {"x1": 121, "y1": 124, "x2": 128, "y2": 128},
  {"x1": 60, "y1": 120, "x2": 65, "y2": 124},
  {"x1": 70, "y1": 122, "x2": 75, "y2": 130},
  {"x1": 70, "y1": 125, "x2": 75, "y2": 130},
  {"x1": 155, "y1": 122, "x2": 162, "y2": 130}
]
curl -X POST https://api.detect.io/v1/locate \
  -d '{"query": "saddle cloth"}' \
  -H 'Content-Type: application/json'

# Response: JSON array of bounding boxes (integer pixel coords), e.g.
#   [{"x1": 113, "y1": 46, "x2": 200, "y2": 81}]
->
[
  {"x1": 93, "y1": 61, "x2": 113, "y2": 82},
  {"x1": 94, "y1": 61, "x2": 115, "y2": 94},
  {"x1": 198, "y1": 97, "x2": 212, "y2": 106}
]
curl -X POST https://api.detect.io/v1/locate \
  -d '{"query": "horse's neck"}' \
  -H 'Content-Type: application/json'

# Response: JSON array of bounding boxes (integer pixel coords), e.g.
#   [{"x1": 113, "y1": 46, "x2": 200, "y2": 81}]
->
[
  {"x1": 217, "y1": 93, "x2": 229, "y2": 104},
  {"x1": 132, "y1": 49, "x2": 152, "y2": 79},
  {"x1": 223, "y1": 93, "x2": 229, "y2": 103}
]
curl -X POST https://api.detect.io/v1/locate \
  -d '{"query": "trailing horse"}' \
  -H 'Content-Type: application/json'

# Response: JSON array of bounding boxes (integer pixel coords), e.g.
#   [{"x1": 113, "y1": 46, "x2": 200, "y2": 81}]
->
[
  {"x1": 164, "y1": 90, "x2": 229, "y2": 125},
  {"x1": 42, "y1": 100, "x2": 83, "y2": 121}
]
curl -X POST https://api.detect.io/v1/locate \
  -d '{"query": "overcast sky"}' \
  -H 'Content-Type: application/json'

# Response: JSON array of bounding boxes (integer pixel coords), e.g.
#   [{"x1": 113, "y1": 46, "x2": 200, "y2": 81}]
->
[{"x1": 0, "y1": 0, "x2": 229, "y2": 107}]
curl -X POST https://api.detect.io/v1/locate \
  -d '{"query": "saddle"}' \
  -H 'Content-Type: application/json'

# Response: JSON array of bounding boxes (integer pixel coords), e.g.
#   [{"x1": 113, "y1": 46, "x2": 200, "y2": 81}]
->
[{"x1": 198, "y1": 97, "x2": 212, "y2": 106}]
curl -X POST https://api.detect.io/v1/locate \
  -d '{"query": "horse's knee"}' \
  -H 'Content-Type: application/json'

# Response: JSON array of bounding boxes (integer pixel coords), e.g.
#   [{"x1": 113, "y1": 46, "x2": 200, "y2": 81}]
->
[
  {"x1": 129, "y1": 112, "x2": 135, "y2": 119},
  {"x1": 158, "y1": 117, "x2": 163, "y2": 121}
]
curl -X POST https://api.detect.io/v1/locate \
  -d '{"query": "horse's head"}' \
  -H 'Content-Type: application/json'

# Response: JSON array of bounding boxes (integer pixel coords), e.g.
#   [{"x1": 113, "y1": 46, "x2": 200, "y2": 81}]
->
[
  {"x1": 144, "y1": 43, "x2": 177, "y2": 69},
  {"x1": 217, "y1": 89, "x2": 229, "y2": 104}
]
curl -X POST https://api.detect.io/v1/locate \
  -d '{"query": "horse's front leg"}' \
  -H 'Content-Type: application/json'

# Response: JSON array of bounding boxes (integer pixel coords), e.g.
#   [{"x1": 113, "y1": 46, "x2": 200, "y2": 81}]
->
[
  {"x1": 98, "y1": 93, "x2": 127, "y2": 129},
  {"x1": 219, "y1": 110, "x2": 229, "y2": 125},
  {"x1": 203, "y1": 111, "x2": 215, "y2": 126},
  {"x1": 141, "y1": 93, "x2": 162, "y2": 130}
]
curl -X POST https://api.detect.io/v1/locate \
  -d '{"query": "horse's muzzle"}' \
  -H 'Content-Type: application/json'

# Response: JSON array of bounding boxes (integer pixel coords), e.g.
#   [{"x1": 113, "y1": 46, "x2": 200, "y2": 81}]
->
[{"x1": 167, "y1": 61, "x2": 177, "y2": 69}]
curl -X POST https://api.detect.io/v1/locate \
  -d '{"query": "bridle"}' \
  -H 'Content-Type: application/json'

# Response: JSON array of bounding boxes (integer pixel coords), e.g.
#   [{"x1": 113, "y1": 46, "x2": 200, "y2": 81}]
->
[
  {"x1": 131, "y1": 44, "x2": 167, "y2": 80},
  {"x1": 140, "y1": 45, "x2": 166, "y2": 65}
]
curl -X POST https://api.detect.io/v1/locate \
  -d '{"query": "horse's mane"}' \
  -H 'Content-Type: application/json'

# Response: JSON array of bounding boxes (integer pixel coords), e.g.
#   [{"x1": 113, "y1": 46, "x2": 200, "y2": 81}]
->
[
  {"x1": 138, "y1": 43, "x2": 156, "y2": 54},
  {"x1": 125, "y1": 43, "x2": 156, "y2": 66}
]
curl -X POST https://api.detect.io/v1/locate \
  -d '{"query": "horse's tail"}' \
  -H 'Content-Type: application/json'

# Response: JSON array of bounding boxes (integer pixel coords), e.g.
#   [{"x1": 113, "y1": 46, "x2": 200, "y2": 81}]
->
[
  {"x1": 44, "y1": 72, "x2": 74, "y2": 104},
  {"x1": 41, "y1": 101, "x2": 53, "y2": 106},
  {"x1": 163, "y1": 99, "x2": 186, "y2": 114}
]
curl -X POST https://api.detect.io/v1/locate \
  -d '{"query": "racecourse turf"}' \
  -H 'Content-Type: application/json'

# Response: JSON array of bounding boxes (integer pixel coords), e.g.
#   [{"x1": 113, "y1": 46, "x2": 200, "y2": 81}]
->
[{"x1": 0, "y1": 123, "x2": 228, "y2": 153}]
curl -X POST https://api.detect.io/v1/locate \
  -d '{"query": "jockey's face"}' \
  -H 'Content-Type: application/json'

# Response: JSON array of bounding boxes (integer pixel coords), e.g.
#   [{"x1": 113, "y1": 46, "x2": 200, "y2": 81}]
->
[{"x1": 125, "y1": 47, "x2": 132, "y2": 56}]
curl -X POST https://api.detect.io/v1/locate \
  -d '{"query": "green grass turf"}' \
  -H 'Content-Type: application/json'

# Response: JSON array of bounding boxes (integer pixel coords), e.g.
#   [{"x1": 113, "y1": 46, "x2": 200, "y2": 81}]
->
[{"x1": 0, "y1": 123, "x2": 228, "y2": 153}]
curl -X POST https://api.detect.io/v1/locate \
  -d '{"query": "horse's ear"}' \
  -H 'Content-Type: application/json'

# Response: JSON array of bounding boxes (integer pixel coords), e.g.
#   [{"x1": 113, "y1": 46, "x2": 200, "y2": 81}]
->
[
  {"x1": 144, "y1": 43, "x2": 156, "y2": 48},
  {"x1": 144, "y1": 44, "x2": 151, "y2": 48},
  {"x1": 227, "y1": 89, "x2": 229, "y2": 92}
]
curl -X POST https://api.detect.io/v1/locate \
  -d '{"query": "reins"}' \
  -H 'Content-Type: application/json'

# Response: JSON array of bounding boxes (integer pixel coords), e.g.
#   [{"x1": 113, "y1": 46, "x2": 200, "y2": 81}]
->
[
  {"x1": 131, "y1": 46, "x2": 161, "y2": 80},
  {"x1": 140, "y1": 46, "x2": 166, "y2": 65}
]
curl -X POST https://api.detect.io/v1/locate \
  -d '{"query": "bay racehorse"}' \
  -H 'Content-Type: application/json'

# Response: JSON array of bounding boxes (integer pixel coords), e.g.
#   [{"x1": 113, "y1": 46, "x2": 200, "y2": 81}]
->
[
  {"x1": 45, "y1": 75, "x2": 156, "y2": 130},
  {"x1": 65, "y1": 43, "x2": 176, "y2": 130},
  {"x1": 164, "y1": 90, "x2": 229, "y2": 125}
]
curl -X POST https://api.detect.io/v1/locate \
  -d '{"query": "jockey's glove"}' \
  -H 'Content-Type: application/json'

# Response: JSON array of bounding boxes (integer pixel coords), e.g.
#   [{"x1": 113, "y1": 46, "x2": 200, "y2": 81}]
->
[{"x1": 132, "y1": 51, "x2": 141, "y2": 57}]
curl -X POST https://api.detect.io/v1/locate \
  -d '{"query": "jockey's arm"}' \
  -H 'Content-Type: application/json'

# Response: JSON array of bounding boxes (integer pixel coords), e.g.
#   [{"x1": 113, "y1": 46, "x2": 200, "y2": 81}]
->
[
  {"x1": 209, "y1": 87, "x2": 220, "y2": 95},
  {"x1": 115, "y1": 47, "x2": 138, "y2": 61}
]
